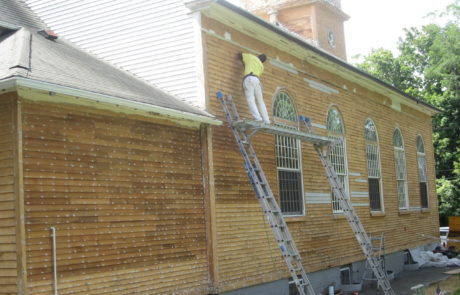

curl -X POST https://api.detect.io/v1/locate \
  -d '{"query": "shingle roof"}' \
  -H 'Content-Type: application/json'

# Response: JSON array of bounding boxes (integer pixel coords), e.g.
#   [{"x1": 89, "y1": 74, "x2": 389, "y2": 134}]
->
[{"x1": 0, "y1": 0, "x2": 214, "y2": 120}]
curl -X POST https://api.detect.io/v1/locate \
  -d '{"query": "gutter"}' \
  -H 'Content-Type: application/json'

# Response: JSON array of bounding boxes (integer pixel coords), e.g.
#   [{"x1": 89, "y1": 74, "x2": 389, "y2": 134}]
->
[
  {"x1": 214, "y1": 0, "x2": 440, "y2": 114},
  {"x1": 0, "y1": 77, "x2": 222, "y2": 125}
]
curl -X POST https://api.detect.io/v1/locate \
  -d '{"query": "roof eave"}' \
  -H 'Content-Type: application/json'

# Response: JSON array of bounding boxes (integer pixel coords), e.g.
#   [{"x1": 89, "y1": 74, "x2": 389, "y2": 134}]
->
[{"x1": 0, "y1": 77, "x2": 222, "y2": 126}]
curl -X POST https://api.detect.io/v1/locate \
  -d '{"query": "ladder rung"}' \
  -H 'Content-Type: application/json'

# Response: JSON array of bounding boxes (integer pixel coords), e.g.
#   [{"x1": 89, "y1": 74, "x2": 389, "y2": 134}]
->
[
  {"x1": 264, "y1": 210, "x2": 280, "y2": 214},
  {"x1": 218, "y1": 93, "x2": 393, "y2": 295},
  {"x1": 271, "y1": 224, "x2": 285, "y2": 228},
  {"x1": 277, "y1": 237, "x2": 292, "y2": 242}
]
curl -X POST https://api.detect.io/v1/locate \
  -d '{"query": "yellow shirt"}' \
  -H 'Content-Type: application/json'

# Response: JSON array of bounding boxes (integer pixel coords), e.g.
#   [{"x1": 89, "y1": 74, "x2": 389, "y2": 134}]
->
[{"x1": 242, "y1": 53, "x2": 264, "y2": 77}]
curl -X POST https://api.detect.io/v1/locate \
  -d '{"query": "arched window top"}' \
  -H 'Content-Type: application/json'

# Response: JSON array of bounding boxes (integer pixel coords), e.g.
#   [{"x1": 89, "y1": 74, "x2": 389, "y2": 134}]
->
[
  {"x1": 364, "y1": 119, "x2": 378, "y2": 142},
  {"x1": 273, "y1": 91, "x2": 296, "y2": 121},
  {"x1": 393, "y1": 128, "x2": 404, "y2": 148},
  {"x1": 327, "y1": 107, "x2": 344, "y2": 135},
  {"x1": 416, "y1": 135, "x2": 425, "y2": 153}
]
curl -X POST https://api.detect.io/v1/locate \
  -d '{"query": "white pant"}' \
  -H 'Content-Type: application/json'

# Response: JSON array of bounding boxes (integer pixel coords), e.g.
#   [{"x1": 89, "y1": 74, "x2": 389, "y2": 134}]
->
[{"x1": 243, "y1": 76, "x2": 270, "y2": 124}]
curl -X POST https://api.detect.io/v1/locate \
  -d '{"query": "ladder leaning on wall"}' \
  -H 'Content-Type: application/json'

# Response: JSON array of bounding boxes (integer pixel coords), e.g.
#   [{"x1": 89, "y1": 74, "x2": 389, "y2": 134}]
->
[{"x1": 216, "y1": 91, "x2": 395, "y2": 295}]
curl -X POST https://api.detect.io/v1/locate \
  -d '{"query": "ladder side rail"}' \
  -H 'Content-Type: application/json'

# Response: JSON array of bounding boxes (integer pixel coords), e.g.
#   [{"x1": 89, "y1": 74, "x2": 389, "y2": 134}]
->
[
  {"x1": 220, "y1": 95, "x2": 297, "y2": 256},
  {"x1": 318, "y1": 148, "x2": 385, "y2": 265},
  {"x1": 316, "y1": 145, "x2": 377, "y2": 251},
  {"x1": 239, "y1": 131, "x2": 314, "y2": 295},
  {"x1": 225, "y1": 103, "x2": 306, "y2": 265},
  {"x1": 320, "y1": 156, "x2": 389, "y2": 289},
  {"x1": 244, "y1": 139, "x2": 311, "y2": 270},
  {"x1": 314, "y1": 145, "x2": 395, "y2": 295},
  {"x1": 218, "y1": 93, "x2": 315, "y2": 295}
]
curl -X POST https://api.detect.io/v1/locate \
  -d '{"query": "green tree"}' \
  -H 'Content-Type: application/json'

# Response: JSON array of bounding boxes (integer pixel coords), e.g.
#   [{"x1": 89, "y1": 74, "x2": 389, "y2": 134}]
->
[{"x1": 354, "y1": 1, "x2": 460, "y2": 223}]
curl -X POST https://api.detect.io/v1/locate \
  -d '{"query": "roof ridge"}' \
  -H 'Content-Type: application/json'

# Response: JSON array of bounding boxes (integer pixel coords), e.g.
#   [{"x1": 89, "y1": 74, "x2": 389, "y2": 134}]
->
[{"x1": 9, "y1": 28, "x2": 31, "y2": 72}]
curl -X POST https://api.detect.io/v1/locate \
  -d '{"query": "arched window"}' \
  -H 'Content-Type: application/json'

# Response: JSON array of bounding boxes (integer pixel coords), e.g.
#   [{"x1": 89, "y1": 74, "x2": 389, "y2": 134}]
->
[
  {"x1": 393, "y1": 128, "x2": 408, "y2": 210},
  {"x1": 274, "y1": 91, "x2": 303, "y2": 215},
  {"x1": 364, "y1": 119, "x2": 383, "y2": 212},
  {"x1": 417, "y1": 135, "x2": 428, "y2": 208},
  {"x1": 327, "y1": 107, "x2": 348, "y2": 213}
]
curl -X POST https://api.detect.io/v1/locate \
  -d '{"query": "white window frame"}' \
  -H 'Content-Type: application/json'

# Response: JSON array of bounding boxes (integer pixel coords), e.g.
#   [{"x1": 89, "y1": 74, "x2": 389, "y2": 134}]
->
[
  {"x1": 273, "y1": 90, "x2": 305, "y2": 216},
  {"x1": 416, "y1": 135, "x2": 429, "y2": 209},
  {"x1": 326, "y1": 107, "x2": 349, "y2": 214},
  {"x1": 364, "y1": 118, "x2": 384, "y2": 212},
  {"x1": 393, "y1": 128, "x2": 409, "y2": 210}
]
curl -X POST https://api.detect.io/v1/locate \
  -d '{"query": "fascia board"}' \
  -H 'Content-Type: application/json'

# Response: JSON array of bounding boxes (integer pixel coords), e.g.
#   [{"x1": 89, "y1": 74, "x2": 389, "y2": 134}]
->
[
  {"x1": 0, "y1": 77, "x2": 222, "y2": 126},
  {"x1": 196, "y1": 0, "x2": 440, "y2": 116}
]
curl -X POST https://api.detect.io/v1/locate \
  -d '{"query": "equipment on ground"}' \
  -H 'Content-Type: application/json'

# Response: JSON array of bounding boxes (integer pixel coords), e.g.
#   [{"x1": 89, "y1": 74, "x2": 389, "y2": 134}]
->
[{"x1": 362, "y1": 233, "x2": 387, "y2": 284}]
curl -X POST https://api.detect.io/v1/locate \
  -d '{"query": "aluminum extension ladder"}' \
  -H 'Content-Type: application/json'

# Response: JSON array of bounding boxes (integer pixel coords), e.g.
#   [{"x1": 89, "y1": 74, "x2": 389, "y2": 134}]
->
[
  {"x1": 314, "y1": 145, "x2": 395, "y2": 295},
  {"x1": 217, "y1": 92, "x2": 316, "y2": 295},
  {"x1": 362, "y1": 233, "x2": 387, "y2": 284},
  {"x1": 217, "y1": 92, "x2": 395, "y2": 295}
]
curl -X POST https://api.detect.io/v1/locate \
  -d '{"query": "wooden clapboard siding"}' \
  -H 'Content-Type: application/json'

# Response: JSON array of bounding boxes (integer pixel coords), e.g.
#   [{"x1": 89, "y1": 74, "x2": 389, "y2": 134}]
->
[
  {"x1": 21, "y1": 101, "x2": 208, "y2": 295},
  {"x1": 0, "y1": 94, "x2": 18, "y2": 295},
  {"x1": 202, "y1": 15, "x2": 439, "y2": 292}
]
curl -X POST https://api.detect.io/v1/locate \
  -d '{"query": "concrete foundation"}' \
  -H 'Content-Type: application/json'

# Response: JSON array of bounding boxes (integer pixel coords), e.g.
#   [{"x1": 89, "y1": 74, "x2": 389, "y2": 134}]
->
[
  {"x1": 308, "y1": 267, "x2": 340, "y2": 293},
  {"x1": 220, "y1": 243, "x2": 437, "y2": 294},
  {"x1": 220, "y1": 279, "x2": 289, "y2": 295}
]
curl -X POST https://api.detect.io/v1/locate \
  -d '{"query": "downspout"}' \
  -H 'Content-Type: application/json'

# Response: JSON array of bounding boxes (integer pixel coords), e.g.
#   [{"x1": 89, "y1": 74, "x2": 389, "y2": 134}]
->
[{"x1": 50, "y1": 227, "x2": 59, "y2": 295}]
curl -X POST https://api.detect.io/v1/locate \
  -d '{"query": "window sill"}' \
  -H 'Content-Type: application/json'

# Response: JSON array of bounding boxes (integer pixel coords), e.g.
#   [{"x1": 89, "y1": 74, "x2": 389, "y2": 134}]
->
[
  {"x1": 370, "y1": 211, "x2": 386, "y2": 217},
  {"x1": 398, "y1": 209, "x2": 411, "y2": 215},
  {"x1": 421, "y1": 208, "x2": 430, "y2": 213}
]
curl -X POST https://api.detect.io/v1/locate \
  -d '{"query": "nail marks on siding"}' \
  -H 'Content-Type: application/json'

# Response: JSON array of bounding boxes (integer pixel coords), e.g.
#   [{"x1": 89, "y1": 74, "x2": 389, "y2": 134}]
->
[
  {"x1": 304, "y1": 78, "x2": 339, "y2": 94},
  {"x1": 305, "y1": 192, "x2": 331, "y2": 204}
]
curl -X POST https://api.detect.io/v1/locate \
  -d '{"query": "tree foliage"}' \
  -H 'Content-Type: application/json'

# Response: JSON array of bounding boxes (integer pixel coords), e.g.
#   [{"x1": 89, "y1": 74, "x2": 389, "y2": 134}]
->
[{"x1": 354, "y1": 1, "x2": 460, "y2": 223}]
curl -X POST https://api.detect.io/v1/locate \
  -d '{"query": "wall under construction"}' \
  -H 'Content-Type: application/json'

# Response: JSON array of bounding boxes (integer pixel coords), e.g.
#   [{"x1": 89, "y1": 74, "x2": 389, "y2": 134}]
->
[
  {"x1": 0, "y1": 92, "x2": 211, "y2": 295},
  {"x1": 202, "y1": 13, "x2": 439, "y2": 293}
]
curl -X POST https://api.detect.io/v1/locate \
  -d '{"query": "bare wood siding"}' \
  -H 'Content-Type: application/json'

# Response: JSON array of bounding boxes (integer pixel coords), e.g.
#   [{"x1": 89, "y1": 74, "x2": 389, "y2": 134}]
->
[
  {"x1": 22, "y1": 101, "x2": 208, "y2": 295},
  {"x1": 0, "y1": 94, "x2": 17, "y2": 295},
  {"x1": 203, "y1": 16, "x2": 439, "y2": 292},
  {"x1": 25, "y1": 0, "x2": 201, "y2": 107}
]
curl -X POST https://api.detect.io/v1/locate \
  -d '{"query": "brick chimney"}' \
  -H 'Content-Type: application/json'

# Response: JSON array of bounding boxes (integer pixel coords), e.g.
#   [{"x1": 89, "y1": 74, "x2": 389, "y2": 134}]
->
[{"x1": 241, "y1": 0, "x2": 350, "y2": 60}]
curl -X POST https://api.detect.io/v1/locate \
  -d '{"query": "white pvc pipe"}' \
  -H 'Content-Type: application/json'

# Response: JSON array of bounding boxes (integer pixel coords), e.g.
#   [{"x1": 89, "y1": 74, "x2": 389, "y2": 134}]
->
[{"x1": 50, "y1": 227, "x2": 59, "y2": 295}]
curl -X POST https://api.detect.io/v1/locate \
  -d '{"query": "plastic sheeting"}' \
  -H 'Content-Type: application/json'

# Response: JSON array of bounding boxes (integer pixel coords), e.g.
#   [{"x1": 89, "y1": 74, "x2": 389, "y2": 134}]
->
[{"x1": 410, "y1": 248, "x2": 460, "y2": 268}]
